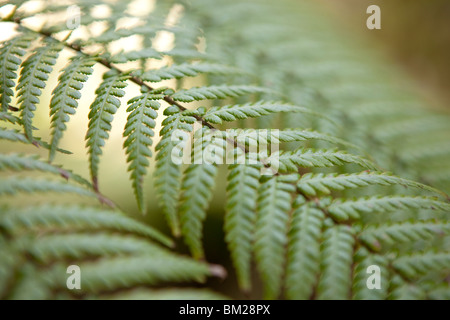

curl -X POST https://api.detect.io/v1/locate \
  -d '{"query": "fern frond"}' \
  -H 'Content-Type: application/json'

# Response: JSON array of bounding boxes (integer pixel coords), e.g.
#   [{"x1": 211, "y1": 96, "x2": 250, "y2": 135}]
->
[
  {"x1": 317, "y1": 225, "x2": 355, "y2": 300},
  {"x1": 389, "y1": 275, "x2": 426, "y2": 300},
  {"x1": 328, "y1": 196, "x2": 450, "y2": 222},
  {"x1": 393, "y1": 252, "x2": 450, "y2": 279},
  {"x1": 359, "y1": 221, "x2": 450, "y2": 251},
  {"x1": 297, "y1": 171, "x2": 445, "y2": 197},
  {"x1": 224, "y1": 164, "x2": 260, "y2": 291},
  {"x1": 110, "y1": 48, "x2": 162, "y2": 64},
  {"x1": 0, "y1": 33, "x2": 35, "y2": 111},
  {"x1": 202, "y1": 101, "x2": 327, "y2": 124},
  {"x1": 171, "y1": 85, "x2": 274, "y2": 102},
  {"x1": 0, "y1": 153, "x2": 91, "y2": 187},
  {"x1": 0, "y1": 177, "x2": 96, "y2": 197},
  {"x1": 276, "y1": 148, "x2": 377, "y2": 173},
  {"x1": 352, "y1": 248, "x2": 389, "y2": 300},
  {"x1": 85, "y1": 70, "x2": 129, "y2": 190},
  {"x1": 23, "y1": 234, "x2": 169, "y2": 262},
  {"x1": 49, "y1": 55, "x2": 95, "y2": 161},
  {"x1": 227, "y1": 128, "x2": 361, "y2": 152},
  {"x1": 140, "y1": 63, "x2": 242, "y2": 82},
  {"x1": 285, "y1": 199, "x2": 325, "y2": 299},
  {"x1": 17, "y1": 40, "x2": 63, "y2": 140},
  {"x1": 254, "y1": 174, "x2": 298, "y2": 299},
  {"x1": 52, "y1": 254, "x2": 215, "y2": 293},
  {"x1": 180, "y1": 161, "x2": 218, "y2": 259},
  {"x1": 154, "y1": 107, "x2": 197, "y2": 236},
  {"x1": 277, "y1": 128, "x2": 362, "y2": 151},
  {"x1": 123, "y1": 90, "x2": 160, "y2": 213},
  {"x1": 0, "y1": 205, "x2": 173, "y2": 247},
  {"x1": 0, "y1": 127, "x2": 72, "y2": 155},
  {"x1": 0, "y1": 111, "x2": 21, "y2": 124}
]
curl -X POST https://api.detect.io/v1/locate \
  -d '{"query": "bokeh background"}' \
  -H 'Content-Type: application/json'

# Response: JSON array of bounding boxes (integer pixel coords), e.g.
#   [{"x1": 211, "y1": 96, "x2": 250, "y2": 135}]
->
[{"x1": 323, "y1": 0, "x2": 450, "y2": 107}]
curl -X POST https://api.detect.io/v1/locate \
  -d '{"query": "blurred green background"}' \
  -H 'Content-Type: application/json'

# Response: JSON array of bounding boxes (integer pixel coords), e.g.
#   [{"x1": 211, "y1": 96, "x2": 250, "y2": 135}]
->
[{"x1": 323, "y1": 0, "x2": 450, "y2": 107}]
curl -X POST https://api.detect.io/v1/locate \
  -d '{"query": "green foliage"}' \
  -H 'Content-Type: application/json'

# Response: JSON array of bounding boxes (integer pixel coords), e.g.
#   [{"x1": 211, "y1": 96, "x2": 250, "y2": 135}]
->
[
  {"x1": 286, "y1": 199, "x2": 324, "y2": 299},
  {"x1": 154, "y1": 107, "x2": 197, "y2": 236},
  {"x1": 85, "y1": 70, "x2": 129, "y2": 189},
  {"x1": 140, "y1": 63, "x2": 242, "y2": 82},
  {"x1": 17, "y1": 40, "x2": 63, "y2": 140},
  {"x1": 317, "y1": 225, "x2": 355, "y2": 300},
  {"x1": 225, "y1": 164, "x2": 259, "y2": 292},
  {"x1": 49, "y1": 55, "x2": 95, "y2": 161},
  {"x1": 202, "y1": 101, "x2": 325, "y2": 124},
  {"x1": 171, "y1": 85, "x2": 274, "y2": 102},
  {"x1": 179, "y1": 133, "x2": 219, "y2": 259},
  {"x1": 123, "y1": 89, "x2": 160, "y2": 213},
  {"x1": 0, "y1": 0, "x2": 449, "y2": 300},
  {"x1": 0, "y1": 33, "x2": 35, "y2": 112},
  {"x1": 254, "y1": 174, "x2": 298, "y2": 299}
]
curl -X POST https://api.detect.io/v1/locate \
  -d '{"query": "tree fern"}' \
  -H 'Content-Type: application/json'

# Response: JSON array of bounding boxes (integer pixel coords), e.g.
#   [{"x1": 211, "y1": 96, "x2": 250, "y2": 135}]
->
[
  {"x1": 49, "y1": 55, "x2": 95, "y2": 161},
  {"x1": 17, "y1": 40, "x2": 63, "y2": 140},
  {"x1": 0, "y1": 33, "x2": 35, "y2": 112},
  {"x1": 202, "y1": 101, "x2": 327, "y2": 125},
  {"x1": 285, "y1": 199, "x2": 325, "y2": 299},
  {"x1": 85, "y1": 70, "x2": 129, "y2": 190},
  {"x1": 254, "y1": 174, "x2": 298, "y2": 299},
  {"x1": 123, "y1": 88, "x2": 161, "y2": 213},
  {"x1": 317, "y1": 225, "x2": 355, "y2": 300},
  {"x1": 328, "y1": 196, "x2": 450, "y2": 222},
  {"x1": 140, "y1": 63, "x2": 243, "y2": 82},
  {"x1": 154, "y1": 107, "x2": 197, "y2": 236},
  {"x1": 171, "y1": 85, "x2": 274, "y2": 102},
  {"x1": 224, "y1": 163, "x2": 260, "y2": 292},
  {"x1": 179, "y1": 130, "x2": 220, "y2": 259},
  {"x1": 0, "y1": 0, "x2": 449, "y2": 300}
]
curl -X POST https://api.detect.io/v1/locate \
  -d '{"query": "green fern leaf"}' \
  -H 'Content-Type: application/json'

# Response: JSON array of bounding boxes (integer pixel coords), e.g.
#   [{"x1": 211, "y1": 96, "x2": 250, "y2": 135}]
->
[
  {"x1": 389, "y1": 275, "x2": 426, "y2": 300},
  {"x1": 286, "y1": 199, "x2": 325, "y2": 299},
  {"x1": 49, "y1": 55, "x2": 95, "y2": 162},
  {"x1": 0, "y1": 111, "x2": 21, "y2": 124},
  {"x1": 171, "y1": 85, "x2": 274, "y2": 102},
  {"x1": 202, "y1": 101, "x2": 327, "y2": 124},
  {"x1": 352, "y1": 248, "x2": 389, "y2": 300},
  {"x1": 360, "y1": 221, "x2": 450, "y2": 251},
  {"x1": 328, "y1": 195, "x2": 450, "y2": 222},
  {"x1": 180, "y1": 162, "x2": 218, "y2": 259},
  {"x1": 123, "y1": 90, "x2": 161, "y2": 213},
  {"x1": 0, "y1": 127, "x2": 72, "y2": 154},
  {"x1": 298, "y1": 171, "x2": 445, "y2": 197},
  {"x1": 393, "y1": 252, "x2": 450, "y2": 279},
  {"x1": 317, "y1": 225, "x2": 355, "y2": 300},
  {"x1": 154, "y1": 107, "x2": 197, "y2": 236},
  {"x1": 140, "y1": 62, "x2": 242, "y2": 82},
  {"x1": 224, "y1": 163, "x2": 260, "y2": 291},
  {"x1": 276, "y1": 148, "x2": 377, "y2": 173},
  {"x1": 0, "y1": 153, "x2": 91, "y2": 187},
  {"x1": 17, "y1": 40, "x2": 63, "y2": 140},
  {"x1": 52, "y1": 254, "x2": 215, "y2": 293},
  {"x1": 85, "y1": 70, "x2": 129, "y2": 190},
  {"x1": 110, "y1": 48, "x2": 162, "y2": 64},
  {"x1": 0, "y1": 177, "x2": 97, "y2": 197},
  {"x1": 23, "y1": 234, "x2": 169, "y2": 262},
  {"x1": 254, "y1": 174, "x2": 298, "y2": 299},
  {"x1": 0, "y1": 33, "x2": 34, "y2": 111},
  {"x1": 0, "y1": 205, "x2": 173, "y2": 247}
]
